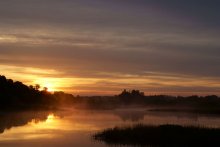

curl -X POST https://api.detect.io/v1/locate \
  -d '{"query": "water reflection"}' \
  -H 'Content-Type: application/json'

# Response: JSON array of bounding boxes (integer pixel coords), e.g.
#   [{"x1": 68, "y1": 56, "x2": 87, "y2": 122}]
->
[
  {"x1": 1, "y1": 108, "x2": 220, "y2": 134},
  {"x1": 0, "y1": 108, "x2": 220, "y2": 146},
  {"x1": 114, "y1": 109, "x2": 146, "y2": 121},
  {"x1": 0, "y1": 111, "x2": 52, "y2": 134}
]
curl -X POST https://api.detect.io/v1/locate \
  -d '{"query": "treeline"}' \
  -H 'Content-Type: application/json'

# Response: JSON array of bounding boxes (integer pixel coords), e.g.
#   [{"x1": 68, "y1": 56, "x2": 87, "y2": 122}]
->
[
  {"x1": 0, "y1": 75, "x2": 74, "y2": 110},
  {"x1": 77, "y1": 89, "x2": 220, "y2": 111},
  {"x1": 118, "y1": 89, "x2": 220, "y2": 106},
  {"x1": 1, "y1": 75, "x2": 220, "y2": 111}
]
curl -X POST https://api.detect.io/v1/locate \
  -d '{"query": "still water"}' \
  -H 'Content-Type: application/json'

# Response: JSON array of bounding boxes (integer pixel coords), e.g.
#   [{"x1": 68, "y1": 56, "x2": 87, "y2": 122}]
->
[{"x1": 0, "y1": 108, "x2": 220, "y2": 147}]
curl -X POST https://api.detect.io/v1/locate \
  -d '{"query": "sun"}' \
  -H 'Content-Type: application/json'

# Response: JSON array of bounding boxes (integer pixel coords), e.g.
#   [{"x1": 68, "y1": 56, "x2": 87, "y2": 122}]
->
[
  {"x1": 43, "y1": 82, "x2": 55, "y2": 92},
  {"x1": 33, "y1": 78, "x2": 58, "y2": 92}
]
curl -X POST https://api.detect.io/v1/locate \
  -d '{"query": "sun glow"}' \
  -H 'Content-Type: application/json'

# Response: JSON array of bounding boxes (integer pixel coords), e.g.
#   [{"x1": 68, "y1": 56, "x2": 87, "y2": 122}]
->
[
  {"x1": 33, "y1": 78, "x2": 62, "y2": 92},
  {"x1": 42, "y1": 82, "x2": 55, "y2": 92},
  {"x1": 46, "y1": 114, "x2": 55, "y2": 123}
]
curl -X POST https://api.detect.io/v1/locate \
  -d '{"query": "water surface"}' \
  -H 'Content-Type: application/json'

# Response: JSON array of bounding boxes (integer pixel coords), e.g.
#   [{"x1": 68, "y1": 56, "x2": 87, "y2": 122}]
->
[{"x1": 1, "y1": 108, "x2": 220, "y2": 147}]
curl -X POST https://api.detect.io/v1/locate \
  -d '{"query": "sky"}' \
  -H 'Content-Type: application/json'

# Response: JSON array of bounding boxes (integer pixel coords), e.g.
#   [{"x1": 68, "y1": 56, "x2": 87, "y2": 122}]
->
[{"x1": 0, "y1": 0, "x2": 220, "y2": 95}]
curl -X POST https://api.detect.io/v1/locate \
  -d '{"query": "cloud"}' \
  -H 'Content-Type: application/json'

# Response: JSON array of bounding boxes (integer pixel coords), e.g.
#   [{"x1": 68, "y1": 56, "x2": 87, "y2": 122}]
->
[{"x1": 0, "y1": 0, "x2": 220, "y2": 95}]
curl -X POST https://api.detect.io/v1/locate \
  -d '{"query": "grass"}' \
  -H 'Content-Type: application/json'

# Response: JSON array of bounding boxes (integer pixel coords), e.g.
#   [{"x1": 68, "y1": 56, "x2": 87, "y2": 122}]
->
[{"x1": 93, "y1": 124, "x2": 220, "y2": 146}]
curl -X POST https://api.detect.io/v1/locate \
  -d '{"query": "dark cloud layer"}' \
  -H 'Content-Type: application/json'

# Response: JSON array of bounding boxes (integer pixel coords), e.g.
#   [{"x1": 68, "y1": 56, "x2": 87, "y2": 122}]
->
[{"x1": 0, "y1": 0, "x2": 220, "y2": 95}]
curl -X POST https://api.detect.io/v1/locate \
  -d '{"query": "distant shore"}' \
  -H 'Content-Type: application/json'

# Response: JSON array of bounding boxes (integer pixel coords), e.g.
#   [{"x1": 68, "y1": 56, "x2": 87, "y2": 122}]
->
[{"x1": 1, "y1": 75, "x2": 220, "y2": 114}]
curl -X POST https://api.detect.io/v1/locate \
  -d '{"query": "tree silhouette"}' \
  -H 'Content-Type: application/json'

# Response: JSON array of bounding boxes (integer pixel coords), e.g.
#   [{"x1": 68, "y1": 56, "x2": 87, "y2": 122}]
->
[
  {"x1": 35, "y1": 84, "x2": 40, "y2": 90},
  {"x1": 43, "y1": 87, "x2": 48, "y2": 91}
]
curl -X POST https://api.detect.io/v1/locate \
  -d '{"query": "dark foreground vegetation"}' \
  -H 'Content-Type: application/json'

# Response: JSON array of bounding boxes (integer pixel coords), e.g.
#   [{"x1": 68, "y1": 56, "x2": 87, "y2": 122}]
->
[
  {"x1": 93, "y1": 124, "x2": 220, "y2": 146},
  {"x1": 1, "y1": 75, "x2": 220, "y2": 113}
]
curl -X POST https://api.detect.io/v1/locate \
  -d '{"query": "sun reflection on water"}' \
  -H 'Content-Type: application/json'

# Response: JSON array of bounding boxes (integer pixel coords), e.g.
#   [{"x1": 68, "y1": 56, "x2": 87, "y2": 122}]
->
[
  {"x1": 0, "y1": 111, "x2": 101, "y2": 142},
  {"x1": 46, "y1": 114, "x2": 55, "y2": 123},
  {"x1": 29, "y1": 114, "x2": 60, "y2": 129},
  {"x1": 0, "y1": 113, "x2": 61, "y2": 141}
]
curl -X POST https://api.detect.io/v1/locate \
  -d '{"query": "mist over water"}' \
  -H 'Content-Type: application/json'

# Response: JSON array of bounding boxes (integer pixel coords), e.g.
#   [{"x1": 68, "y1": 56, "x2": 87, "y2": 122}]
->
[{"x1": 1, "y1": 107, "x2": 220, "y2": 147}]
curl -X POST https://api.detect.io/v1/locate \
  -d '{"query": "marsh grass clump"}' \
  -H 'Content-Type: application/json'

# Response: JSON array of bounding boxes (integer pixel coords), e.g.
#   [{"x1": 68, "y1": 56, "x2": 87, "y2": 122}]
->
[{"x1": 93, "y1": 124, "x2": 220, "y2": 146}]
